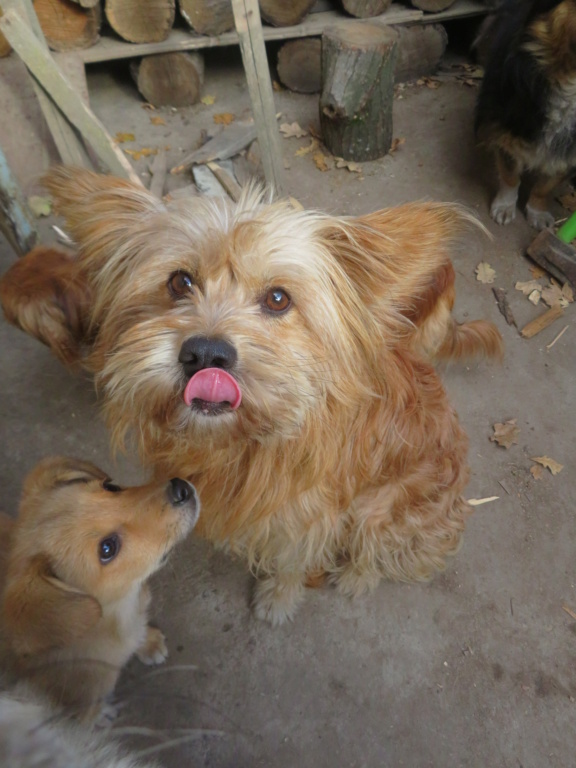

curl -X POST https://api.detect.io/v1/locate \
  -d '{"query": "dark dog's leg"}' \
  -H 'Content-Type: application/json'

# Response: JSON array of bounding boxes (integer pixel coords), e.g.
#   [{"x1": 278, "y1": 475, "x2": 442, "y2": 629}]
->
[
  {"x1": 526, "y1": 173, "x2": 563, "y2": 230},
  {"x1": 491, "y1": 149, "x2": 522, "y2": 225}
]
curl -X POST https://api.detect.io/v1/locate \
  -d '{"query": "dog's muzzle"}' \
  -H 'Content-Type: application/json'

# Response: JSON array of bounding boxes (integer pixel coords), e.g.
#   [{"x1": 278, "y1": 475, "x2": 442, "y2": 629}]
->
[
  {"x1": 179, "y1": 336, "x2": 242, "y2": 413},
  {"x1": 178, "y1": 335, "x2": 237, "y2": 378}
]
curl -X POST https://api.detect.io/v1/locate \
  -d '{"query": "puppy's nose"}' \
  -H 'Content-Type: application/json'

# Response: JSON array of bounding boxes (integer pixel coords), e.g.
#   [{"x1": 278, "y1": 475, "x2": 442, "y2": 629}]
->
[{"x1": 178, "y1": 335, "x2": 237, "y2": 378}]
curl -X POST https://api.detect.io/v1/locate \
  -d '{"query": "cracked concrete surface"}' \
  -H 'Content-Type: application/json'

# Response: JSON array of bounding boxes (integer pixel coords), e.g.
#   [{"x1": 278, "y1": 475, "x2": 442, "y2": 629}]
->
[{"x1": 0, "y1": 47, "x2": 575, "y2": 768}]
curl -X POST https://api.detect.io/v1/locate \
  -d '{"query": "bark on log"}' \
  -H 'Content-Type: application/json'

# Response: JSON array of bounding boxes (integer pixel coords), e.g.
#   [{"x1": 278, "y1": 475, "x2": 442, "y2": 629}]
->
[
  {"x1": 320, "y1": 23, "x2": 398, "y2": 161},
  {"x1": 259, "y1": 0, "x2": 316, "y2": 27},
  {"x1": 409, "y1": 0, "x2": 456, "y2": 12},
  {"x1": 131, "y1": 52, "x2": 204, "y2": 107},
  {"x1": 105, "y1": 0, "x2": 175, "y2": 43},
  {"x1": 34, "y1": 0, "x2": 101, "y2": 51},
  {"x1": 341, "y1": 0, "x2": 391, "y2": 18},
  {"x1": 178, "y1": 0, "x2": 234, "y2": 35},
  {"x1": 277, "y1": 38, "x2": 321, "y2": 93}
]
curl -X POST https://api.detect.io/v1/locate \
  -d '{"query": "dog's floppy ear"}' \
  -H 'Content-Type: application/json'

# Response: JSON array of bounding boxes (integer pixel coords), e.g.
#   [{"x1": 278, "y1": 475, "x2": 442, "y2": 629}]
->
[
  {"x1": 0, "y1": 246, "x2": 91, "y2": 365},
  {"x1": 41, "y1": 166, "x2": 166, "y2": 264},
  {"x1": 319, "y1": 202, "x2": 483, "y2": 309},
  {"x1": 2, "y1": 554, "x2": 102, "y2": 655}
]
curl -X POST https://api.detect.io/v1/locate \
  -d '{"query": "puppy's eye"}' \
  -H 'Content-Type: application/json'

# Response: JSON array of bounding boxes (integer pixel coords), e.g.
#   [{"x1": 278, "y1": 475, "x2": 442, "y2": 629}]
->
[
  {"x1": 103, "y1": 479, "x2": 122, "y2": 493},
  {"x1": 99, "y1": 534, "x2": 121, "y2": 564},
  {"x1": 168, "y1": 271, "x2": 195, "y2": 299},
  {"x1": 263, "y1": 288, "x2": 291, "y2": 314}
]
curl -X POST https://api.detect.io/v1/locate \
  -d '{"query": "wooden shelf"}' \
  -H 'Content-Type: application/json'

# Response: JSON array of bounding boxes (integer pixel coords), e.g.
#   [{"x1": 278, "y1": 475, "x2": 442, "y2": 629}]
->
[{"x1": 79, "y1": 0, "x2": 487, "y2": 65}]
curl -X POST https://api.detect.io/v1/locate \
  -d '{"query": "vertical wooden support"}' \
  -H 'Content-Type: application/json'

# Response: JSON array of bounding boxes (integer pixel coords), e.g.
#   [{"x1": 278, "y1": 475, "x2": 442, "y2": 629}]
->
[
  {"x1": 0, "y1": 147, "x2": 38, "y2": 256},
  {"x1": 1, "y1": 0, "x2": 91, "y2": 168},
  {"x1": 230, "y1": 0, "x2": 284, "y2": 195}
]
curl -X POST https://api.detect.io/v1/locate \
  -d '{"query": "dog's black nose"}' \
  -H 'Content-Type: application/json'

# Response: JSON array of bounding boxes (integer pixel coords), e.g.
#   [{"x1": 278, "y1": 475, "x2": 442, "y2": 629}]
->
[
  {"x1": 168, "y1": 477, "x2": 197, "y2": 506},
  {"x1": 178, "y1": 335, "x2": 237, "y2": 378}
]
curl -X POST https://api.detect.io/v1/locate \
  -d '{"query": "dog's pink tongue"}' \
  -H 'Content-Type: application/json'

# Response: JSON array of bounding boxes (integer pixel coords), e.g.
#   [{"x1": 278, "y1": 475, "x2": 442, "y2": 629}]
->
[{"x1": 183, "y1": 368, "x2": 242, "y2": 409}]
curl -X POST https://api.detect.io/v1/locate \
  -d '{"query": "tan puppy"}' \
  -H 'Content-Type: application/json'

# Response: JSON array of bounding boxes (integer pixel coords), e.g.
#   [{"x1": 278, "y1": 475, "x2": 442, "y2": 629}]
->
[
  {"x1": 0, "y1": 167, "x2": 502, "y2": 626},
  {"x1": 0, "y1": 457, "x2": 199, "y2": 720}
]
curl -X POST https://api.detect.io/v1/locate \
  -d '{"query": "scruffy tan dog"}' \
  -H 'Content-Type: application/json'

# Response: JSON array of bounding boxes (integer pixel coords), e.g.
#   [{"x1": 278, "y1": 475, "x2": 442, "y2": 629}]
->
[
  {"x1": 0, "y1": 167, "x2": 502, "y2": 626},
  {"x1": 0, "y1": 456, "x2": 199, "y2": 719}
]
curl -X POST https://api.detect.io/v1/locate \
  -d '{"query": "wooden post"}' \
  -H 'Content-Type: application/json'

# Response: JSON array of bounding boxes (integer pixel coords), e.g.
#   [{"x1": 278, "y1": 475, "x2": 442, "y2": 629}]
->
[
  {"x1": 231, "y1": 0, "x2": 284, "y2": 195},
  {"x1": 320, "y1": 22, "x2": 398, "y2": 162},
  {"x1": 0, "y1": 147, "x2": 38, "y2": 256},
  {"x1": 0, "y1": 8, "x2": 142, "y2": 185}
]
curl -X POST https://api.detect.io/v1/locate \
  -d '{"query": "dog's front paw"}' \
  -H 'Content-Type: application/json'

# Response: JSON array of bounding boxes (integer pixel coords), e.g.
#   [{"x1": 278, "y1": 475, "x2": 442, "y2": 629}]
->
[
  {"x1": 334, "y1": 565, "x2": 380, "y2": 598},
  {"x1": 525, "y1": 205, "x2": 555, "y2": 231},
  {"x1": 490, "y1": 199, "x2": 517, "y2": 225},
  {"x1": 252, "y1": 576, "x2": 305, "y2": 626},
  {"x1": 136, "y1": 626, "x2": 169, "y2": 665}
]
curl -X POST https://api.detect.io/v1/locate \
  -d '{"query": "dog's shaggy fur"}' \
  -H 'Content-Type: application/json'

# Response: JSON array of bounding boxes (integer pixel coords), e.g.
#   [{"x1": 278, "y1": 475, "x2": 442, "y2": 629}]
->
[
  {"x1": 0, "y1": 167, "x2": 503, "y2": 625},
  {"x1": 476, "y1": 0, "x2": 576, "y2": 228},
  {"x1": 0, "y1": 457, "x2": 198, "y2": 718}
]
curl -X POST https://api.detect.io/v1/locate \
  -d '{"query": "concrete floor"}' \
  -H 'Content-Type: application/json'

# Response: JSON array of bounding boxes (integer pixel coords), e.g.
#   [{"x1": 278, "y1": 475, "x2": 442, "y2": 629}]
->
[{"x1": 1, "y1": 45, "x2": 575, "y2": 768}]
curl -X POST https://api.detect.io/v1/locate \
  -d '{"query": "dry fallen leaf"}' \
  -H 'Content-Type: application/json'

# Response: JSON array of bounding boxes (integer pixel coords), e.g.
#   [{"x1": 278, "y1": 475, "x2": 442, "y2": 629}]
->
[
  {"x1": 490, "y1": 419, "x2": 520, "y2": 449},
  {"x1": 28, "y1": 195, "x2": 52, "y2": 217},
  {"x1": 141, "y1": 103, "x2": 156, "y2": 111},
  {"x1": 541, "y1": 280, "x2": 573, "y2": 309},
  {"x1": 279, "y1": 121, "x2": 307, "y2": 139},
  {"x1": 558, "y1": 191, "x2": 576, "y2": 212},
  {"x1": 335, "y1": 158, "x2": 362, "y2": 173},
  {"x1": 124, "y1": 147, "x2": 158, "y2": 160},
  {"x1": 531, "y1": 456, "x2": 564, "y2": 475},
  {"x1": 201, "y1": 95, "x2": 215, "y2": 105},
  {"x1": 115, "y1": 132, "x2": 135, "y2": 143},
  {"x1": 530, "y1": 465, "x2": 544, "y2": 480},
  {"x1": 530, "y1": 264, "x2": 547, "y2": 279},
  {"x1": 295, "y1": 138, "x2": 318, "y2": 157},
  {"x1": 476, "y1": 262, "x2": 496, "y2": 284},
  {"x1": 272, "y1": 80, "x2": 283, "y2": 92},
  {"x1": 515, "y1": 279, "x2": 543, "y2": 295},
  {"x1": 213, "y1": 113, "x2": 235, "y2": 125},
  {"x1": 389, "y1": 137, "x2": 405, "y2": 154},
  {"x1": 150, "y1": 116, "x2": 166, "y2": 126},
  {"x1": 313, "y1": 151, "x2": 334, "y2": 172}
]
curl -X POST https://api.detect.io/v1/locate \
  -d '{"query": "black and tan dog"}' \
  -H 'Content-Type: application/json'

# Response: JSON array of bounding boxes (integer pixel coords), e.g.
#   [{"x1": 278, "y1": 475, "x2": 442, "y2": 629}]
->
[{"x1": 476, "y1": 0, "x2": 576, "y2": 229}]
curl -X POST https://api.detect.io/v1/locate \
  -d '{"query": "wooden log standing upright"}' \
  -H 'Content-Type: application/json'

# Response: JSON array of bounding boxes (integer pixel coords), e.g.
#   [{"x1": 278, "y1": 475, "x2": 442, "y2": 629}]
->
[
  {"x1": 259, "y1": 0, "x2": 316, "y2": 27},
  {"x1": 341, "y1": 0, "x2": 391, "y2": 18},
  {"x1": 277, "y1": 38, "x2": 321, "y2": 94},
  {"x1": 132, "y1": 52, "x2": 204, "y2": 107},
  {"x1": 320, "y1": 23, "x2": 398, "y2": 162},
  {"x1": 34, "y1": 0, "x2": 101, "y2": 51},
  {"x1": 179, "y1": 0, "x2": 234, "y2": 35},
  {"x1": 105, "y1": 0, "x2": 175, "y2": 43}
]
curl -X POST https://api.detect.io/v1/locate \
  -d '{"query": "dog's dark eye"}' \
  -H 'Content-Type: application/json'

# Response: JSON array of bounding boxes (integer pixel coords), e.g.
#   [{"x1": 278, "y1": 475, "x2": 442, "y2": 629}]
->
[
  {"x1": 263, "y1": 288, "x2": 291, "y2": 314},
  {"x1": 168, "y1": 271, "x2": 195, "y2": 299},
  {"x1": 99, "y1": 534, "x2": 121, "y2": 564},
  {"x1": 102, "y1": 479, "x2": 122, "y2": 493}
]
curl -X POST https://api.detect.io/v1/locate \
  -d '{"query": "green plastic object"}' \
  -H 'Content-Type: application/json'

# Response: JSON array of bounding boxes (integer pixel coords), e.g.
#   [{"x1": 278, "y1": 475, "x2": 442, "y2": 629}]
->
[{"x1": 557, "y1": 210, "x2": 576, "y2": 243}]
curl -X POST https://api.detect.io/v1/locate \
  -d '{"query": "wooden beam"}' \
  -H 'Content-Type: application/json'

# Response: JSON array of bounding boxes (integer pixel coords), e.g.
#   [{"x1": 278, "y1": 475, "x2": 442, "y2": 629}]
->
[
  {"x1": 231, "y1": 0, "x2": 284, "y2": 194},
  {"x1": 0, "y1": 7, "x2": 142, "y2": 185},
  {"x1": 0, "y1": 0, "x2": 91, "y2": 168}
]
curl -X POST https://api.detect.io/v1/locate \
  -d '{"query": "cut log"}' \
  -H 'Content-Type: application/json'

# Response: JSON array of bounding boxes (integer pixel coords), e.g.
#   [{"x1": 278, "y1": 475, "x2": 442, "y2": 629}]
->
[
  {"x1": 393, "y1": 23, "x2": 447, "y2": 82},
  {"x1": 277, "y1": 38, "x2": 321, "y2": 93},
  {"x1": 131, "y1": 52, "x2": 204, "y2": 107},
  {"x1": 409, "y1": 0, "x2": 456, "y2": 12},
  {"x1": 341, "y1": 0, "x2": 391, "y2": 18},
  {"x1": 34, "y1": 0, "x2": 101, "y2": 52},
  {"x1": 259, "y1": 0, "x2": 316, "y2": 27},
  {"x1": 320, "y1": 22, "x2": 398, "y2": 162},
  {"x1": 105, "y1": 0, "x2": 175, "y2": 43},
  {"x1": 178, "y1": 0, "x2": 234, "y2": 35}
]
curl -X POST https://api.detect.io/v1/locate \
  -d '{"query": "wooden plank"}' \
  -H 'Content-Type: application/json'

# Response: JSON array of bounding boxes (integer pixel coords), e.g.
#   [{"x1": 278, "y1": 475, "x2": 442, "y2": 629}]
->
[
  {"x1": 77, "y1": 6, "x2": 425, "y2": 64},
  {"x1": 207, "y1": 161, "x2": 243, "y2": 201},
  {"x1": 171, "y1": 121, "x2": 257, "y2": 174},
  {"x1": 149, "y1": 147, "x2": 167, "y2": 198},
  {"x1": 1, "y1": 0, "x2": 91, "y2": 168},
  {"x1": 0, "y1": 8, "x2": 142, "y2": 186},
  {"x1": 231, "y1": 0, "x2": 284, "y2": 194},
  {"x1": 520, "y1": 306, "x2": 564, "y2": 339},
  {"x1": 0, "y1": 146, "x2": 38, "y2": 255}
]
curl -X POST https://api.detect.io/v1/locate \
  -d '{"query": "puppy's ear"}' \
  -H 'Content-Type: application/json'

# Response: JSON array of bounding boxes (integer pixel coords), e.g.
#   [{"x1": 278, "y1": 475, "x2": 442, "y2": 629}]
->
[
  {"x1": 0, "y1": 247, "x2": 91, "y2": 365},
  {"x1": 41, "y1": 166, "x2": 165, "y2": 264},
  {"x1": 320, "y1": 202, "x2": 483, "y2": 308},
  {"x1": 2, "y1": 555, "x2": 102, "y2": 655}
]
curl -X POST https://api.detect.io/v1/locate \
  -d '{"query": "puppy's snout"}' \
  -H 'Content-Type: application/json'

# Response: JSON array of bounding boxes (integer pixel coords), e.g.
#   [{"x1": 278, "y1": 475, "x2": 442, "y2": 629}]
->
[{"x1": 178, "y1": 335, "x2": 237, "y2": 378}]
